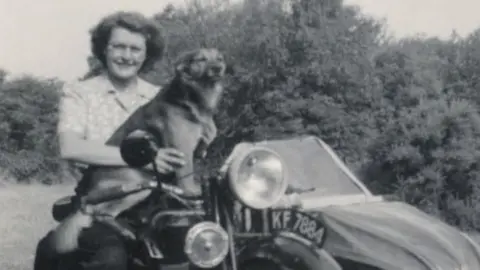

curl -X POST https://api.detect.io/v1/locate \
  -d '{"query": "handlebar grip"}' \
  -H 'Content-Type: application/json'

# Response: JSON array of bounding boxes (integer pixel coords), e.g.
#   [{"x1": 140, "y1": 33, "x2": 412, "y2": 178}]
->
[{"x1": 83, "y1": 181, "x2": 157, "y2": 205}]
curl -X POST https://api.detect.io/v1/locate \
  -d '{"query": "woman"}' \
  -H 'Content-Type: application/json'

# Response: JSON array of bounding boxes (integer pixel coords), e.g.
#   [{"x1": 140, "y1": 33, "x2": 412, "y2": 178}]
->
[{"x1": 34, "y1": 11, "x2": 184, "y2": 270}]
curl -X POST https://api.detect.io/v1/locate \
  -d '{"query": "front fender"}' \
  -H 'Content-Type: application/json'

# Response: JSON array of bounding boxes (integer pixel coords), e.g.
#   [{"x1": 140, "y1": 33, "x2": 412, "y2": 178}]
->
[{"x1": 237, "y1": 233, "x2": 342, "y2": 270}]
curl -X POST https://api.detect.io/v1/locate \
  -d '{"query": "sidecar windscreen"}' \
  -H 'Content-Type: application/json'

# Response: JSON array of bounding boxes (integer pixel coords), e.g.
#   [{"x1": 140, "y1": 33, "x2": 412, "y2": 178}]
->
[{"x1": 238, "y1": 136, "x2": 366, "y2": 196}]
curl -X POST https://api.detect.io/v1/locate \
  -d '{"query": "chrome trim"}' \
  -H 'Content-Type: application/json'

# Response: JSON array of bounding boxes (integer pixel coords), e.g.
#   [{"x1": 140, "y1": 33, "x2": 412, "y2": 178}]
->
[
  {"x1": 299, "y1": 193, "x2": 384, "y2": 210},
  {"x1": 184, "y1": 221, "x2": 229, "y2": 268}
]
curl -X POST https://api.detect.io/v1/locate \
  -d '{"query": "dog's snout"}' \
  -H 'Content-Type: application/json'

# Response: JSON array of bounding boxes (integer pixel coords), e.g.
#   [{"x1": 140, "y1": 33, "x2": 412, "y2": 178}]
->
[{"x1": 211, "y1": 66, "x2": 222, "y2": 73}]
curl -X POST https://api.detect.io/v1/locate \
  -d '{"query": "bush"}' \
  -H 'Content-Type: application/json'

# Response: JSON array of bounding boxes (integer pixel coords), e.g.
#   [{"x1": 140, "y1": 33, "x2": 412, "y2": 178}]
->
[
  {"x1": 363, "y1": 98, "x2": 480, "y2": 229},
  {"x1": 0, "y1": 75, "x2": 70, "y2": 184}
]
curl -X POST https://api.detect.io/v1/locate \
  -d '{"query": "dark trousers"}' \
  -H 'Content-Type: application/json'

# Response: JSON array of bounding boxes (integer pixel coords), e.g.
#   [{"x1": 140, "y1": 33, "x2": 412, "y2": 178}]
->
[{"x1": 33, "y1": 222, "x2": 128, "y2": 270}]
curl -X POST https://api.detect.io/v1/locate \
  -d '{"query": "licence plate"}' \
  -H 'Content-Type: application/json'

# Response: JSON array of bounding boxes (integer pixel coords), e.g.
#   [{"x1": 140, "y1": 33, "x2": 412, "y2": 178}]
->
[{"x1": 269, "y1": 209, "x2": 326, "y2": 247}]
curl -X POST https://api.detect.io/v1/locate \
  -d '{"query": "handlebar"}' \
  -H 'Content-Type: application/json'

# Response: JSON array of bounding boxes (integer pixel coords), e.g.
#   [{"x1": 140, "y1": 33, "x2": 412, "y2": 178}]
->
[
  {"x1": 82, "y1": 181, "x2": 158, "y2": 205},
  {"x1": 82, "y1": 181, "x2": 185, "y2": 206}
]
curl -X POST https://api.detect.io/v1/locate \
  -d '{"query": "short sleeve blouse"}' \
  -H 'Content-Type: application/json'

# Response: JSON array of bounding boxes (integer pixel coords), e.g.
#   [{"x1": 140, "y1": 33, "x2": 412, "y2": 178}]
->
[{"x1": 57, "y1": 74, "x2": 160, "y2": 142}]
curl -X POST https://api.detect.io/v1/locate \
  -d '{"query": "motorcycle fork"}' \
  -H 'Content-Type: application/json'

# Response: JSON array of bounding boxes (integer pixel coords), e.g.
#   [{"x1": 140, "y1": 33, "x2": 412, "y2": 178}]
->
[{"x1": 212, "y1": 182, "x2": 238, "y2": 270}]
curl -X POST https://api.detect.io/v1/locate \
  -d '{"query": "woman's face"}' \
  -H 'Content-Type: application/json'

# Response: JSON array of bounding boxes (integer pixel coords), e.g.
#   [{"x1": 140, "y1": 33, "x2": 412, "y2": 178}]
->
[{"x1": 105, "y1": 26, "x2": 147, "y2": 81}]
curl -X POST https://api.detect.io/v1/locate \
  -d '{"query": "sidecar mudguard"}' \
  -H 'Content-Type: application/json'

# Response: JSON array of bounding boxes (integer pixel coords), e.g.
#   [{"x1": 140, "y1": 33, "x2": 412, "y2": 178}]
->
[{"x1": 237, "y1": 234, "x2": 342, "y2": 270}]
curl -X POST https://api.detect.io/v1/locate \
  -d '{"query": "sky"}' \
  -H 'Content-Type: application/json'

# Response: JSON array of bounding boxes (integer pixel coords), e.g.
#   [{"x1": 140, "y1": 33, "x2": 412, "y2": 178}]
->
[{"x1": 2, "y1": 0, "x2": 480, "y2": 81}]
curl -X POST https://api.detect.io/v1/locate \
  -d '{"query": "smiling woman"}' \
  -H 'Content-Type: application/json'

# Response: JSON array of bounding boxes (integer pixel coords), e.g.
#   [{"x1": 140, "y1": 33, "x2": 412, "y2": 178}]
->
[
  {"x1": 57, "y1": 11, "x2": 170, "y2": 166},
  {"x1": 32, "y1": 10, "x2": 188, "y2": 270}
]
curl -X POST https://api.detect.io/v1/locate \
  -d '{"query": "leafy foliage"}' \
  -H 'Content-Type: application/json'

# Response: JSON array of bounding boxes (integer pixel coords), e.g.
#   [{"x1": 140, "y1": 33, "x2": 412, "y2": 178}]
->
[
  {"x1": 4, "y1": 0, "x2": 480, "y2": 230},
  {"x1": 0, "y1": 76, "x2": 68, "y2": 184}
]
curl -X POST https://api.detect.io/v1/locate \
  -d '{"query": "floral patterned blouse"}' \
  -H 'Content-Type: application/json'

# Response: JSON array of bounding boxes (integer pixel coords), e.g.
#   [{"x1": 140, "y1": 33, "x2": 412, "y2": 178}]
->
[{"x1": 57, "y1": 73, "x2": 159, "y2": 142}]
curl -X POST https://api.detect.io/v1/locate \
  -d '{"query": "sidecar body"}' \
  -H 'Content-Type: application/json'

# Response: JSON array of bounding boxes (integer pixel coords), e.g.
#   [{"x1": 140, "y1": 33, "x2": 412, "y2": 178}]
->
[{"x1": 232, "y1": 136, "x2": 480, "y2": 270}]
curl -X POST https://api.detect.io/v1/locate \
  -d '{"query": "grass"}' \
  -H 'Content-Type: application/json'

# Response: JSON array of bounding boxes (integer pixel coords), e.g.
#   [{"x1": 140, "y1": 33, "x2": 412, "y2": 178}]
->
[{"x1": 0, "y1": 182, "x2": 74, "y2": 270}]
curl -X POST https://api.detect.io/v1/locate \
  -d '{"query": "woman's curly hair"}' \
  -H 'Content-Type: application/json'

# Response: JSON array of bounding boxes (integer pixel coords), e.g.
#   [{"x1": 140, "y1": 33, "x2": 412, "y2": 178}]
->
[{"x1": 89, "y1": 11, "x2": 166, "y2": 73}]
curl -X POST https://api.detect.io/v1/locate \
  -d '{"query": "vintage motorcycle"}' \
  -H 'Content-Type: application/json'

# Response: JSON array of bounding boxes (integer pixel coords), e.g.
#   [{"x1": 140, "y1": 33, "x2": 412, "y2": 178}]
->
[{"x1": 51, "y1": 131, "x2": 334, "y2": 270}]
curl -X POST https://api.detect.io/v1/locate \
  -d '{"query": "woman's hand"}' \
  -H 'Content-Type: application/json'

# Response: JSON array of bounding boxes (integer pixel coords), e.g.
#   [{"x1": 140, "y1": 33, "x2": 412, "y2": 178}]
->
[{"x1": 151, "y1": 148, "x2": 186, "y2": 174}]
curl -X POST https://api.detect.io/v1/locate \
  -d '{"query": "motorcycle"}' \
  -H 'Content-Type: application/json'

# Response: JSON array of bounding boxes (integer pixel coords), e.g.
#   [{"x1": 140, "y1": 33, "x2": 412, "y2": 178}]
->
[{"x1": 50, "y1": 131, "x2": 333, "y2": 270}]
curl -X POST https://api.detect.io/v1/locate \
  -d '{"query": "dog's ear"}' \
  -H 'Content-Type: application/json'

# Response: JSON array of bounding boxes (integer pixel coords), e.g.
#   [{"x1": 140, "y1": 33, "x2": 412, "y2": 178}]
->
[
  {"x1": 174, "y1": 51, "x2": 194, "y2": 74},
  {"x1": 175, "y1": 58, "x2": 188, "y2": 74}
]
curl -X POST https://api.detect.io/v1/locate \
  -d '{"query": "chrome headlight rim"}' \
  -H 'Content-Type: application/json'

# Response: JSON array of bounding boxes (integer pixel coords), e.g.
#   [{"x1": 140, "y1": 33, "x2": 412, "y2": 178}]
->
[
  {"x1": 227, "y1": 145, "x2": 288, "y2": 209},
  {"x1": 184, "y1": 221, "x2": 229, "y2": 268}
]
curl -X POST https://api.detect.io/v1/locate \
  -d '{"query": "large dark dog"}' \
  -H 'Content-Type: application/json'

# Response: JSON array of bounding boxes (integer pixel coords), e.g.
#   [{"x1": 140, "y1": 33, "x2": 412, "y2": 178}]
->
[{"x1": 49, "y1": 48, "x2": 228, "y2": 253}]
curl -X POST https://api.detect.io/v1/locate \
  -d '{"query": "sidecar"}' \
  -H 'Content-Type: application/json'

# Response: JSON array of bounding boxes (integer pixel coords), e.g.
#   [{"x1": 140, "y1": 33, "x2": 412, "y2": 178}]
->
[{"x1": 229, "y1": 136, "x2": 480, "y2": 270}]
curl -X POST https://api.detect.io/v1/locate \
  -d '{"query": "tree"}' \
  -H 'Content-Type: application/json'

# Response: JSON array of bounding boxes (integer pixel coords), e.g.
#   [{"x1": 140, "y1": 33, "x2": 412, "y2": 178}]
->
[
  {"x1": 0, "y1": 68, "x2": 7, "y2": 85},
  {"x1": 0, "y1": 75, "x2": 66, "y2": 184}
]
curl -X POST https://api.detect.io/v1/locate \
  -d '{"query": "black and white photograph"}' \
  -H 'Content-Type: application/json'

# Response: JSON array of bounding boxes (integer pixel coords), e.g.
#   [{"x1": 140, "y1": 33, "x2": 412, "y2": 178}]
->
[{"x1": 2, "y1": 0, "x2": 480, "y2": 269}]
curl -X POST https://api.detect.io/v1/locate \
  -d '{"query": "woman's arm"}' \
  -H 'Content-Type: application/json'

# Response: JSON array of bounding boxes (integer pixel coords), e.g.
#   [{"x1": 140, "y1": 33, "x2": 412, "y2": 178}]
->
[
  {"x1": 57, "y1": 82, "x2": 128, "y2": 167},
  {"x1": 59, "y1": 131, "x2": 127, "y2": 166}
]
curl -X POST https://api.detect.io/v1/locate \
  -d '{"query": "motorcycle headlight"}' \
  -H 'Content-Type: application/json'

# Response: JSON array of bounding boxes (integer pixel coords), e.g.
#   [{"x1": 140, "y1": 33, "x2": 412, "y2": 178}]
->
[
  {"x1": 184, "y1": 221, "x2": 229, "y2": 268},
  {"x1": 227, "y1": 146, "x2": 288, "y2": 209}
]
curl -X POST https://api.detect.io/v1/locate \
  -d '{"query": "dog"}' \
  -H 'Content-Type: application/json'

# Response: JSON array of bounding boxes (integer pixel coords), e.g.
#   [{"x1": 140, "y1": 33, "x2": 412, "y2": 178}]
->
[{"x1": 49, "y1": 48, "x2": 229, "y2": 253}]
